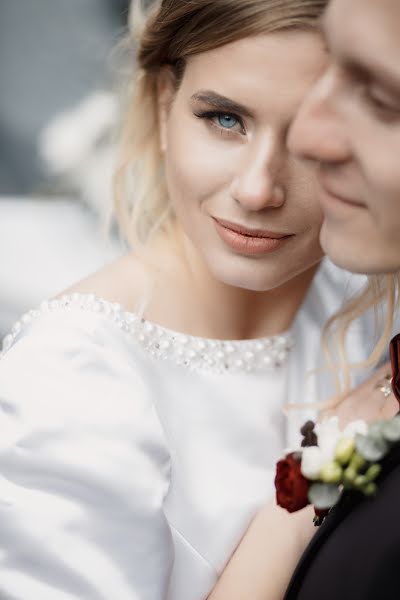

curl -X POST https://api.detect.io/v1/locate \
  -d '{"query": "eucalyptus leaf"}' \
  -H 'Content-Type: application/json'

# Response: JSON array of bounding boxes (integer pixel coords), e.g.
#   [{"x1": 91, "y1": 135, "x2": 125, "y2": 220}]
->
[
  {"x1": 308, "y1": 483, "x2": 342, "y2": 509},
  {"x1": 368, "y1": 421, "x2": 386, "y2": 441},
  {"x1": 355, "y1": 433, "x2": 388, "y2": 461},
  {"x1": 382, "y1": 416, "x2": 400, "y2": 442}
]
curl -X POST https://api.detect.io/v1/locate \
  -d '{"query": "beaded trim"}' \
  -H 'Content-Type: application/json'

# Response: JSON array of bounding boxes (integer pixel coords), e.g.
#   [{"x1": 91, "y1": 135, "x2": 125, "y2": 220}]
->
[{"x1": 0, "y1": 293, "x2": 294, "y2": 374}]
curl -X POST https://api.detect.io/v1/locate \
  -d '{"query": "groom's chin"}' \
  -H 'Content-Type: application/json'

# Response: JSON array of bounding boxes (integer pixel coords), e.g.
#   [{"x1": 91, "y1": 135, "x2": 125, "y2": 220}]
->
[{"x1": 319, "y1": 220, "x2": 400, "y2": 275}]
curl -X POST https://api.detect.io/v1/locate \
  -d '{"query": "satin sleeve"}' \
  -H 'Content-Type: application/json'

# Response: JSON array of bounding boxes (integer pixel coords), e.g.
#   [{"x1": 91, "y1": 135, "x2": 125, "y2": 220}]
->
[{"x1": 0, "y1": 310, "x2": 173, "y2": 600}]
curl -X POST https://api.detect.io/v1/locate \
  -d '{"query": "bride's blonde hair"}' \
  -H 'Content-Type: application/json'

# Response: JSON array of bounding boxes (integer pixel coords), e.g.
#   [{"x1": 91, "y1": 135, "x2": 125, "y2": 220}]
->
[
  {"x1": 321, "y1": 273, "x2": 400, "y2": 403},
  {"x1": 113, "y1": 0, "x2": 399, "y2": 397}
]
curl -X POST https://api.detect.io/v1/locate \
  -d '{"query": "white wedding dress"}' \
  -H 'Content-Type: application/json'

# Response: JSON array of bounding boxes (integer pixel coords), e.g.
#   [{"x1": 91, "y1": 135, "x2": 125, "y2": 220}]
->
[{"x1": 0, "y1": 259, "x2": 386, "y2": 599}]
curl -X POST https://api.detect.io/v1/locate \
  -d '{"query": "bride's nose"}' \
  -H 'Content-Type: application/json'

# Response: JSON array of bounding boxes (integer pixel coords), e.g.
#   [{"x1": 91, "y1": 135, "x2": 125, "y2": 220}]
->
[{"x1": 230, "y1": 136, "x2": 286, "y2": 211}]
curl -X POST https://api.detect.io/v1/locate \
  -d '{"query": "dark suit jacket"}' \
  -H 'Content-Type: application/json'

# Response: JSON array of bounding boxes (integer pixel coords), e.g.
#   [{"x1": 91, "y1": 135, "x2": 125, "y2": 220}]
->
[{"x1": 284, "y1": 445, "x2": 400, "y2": 600}]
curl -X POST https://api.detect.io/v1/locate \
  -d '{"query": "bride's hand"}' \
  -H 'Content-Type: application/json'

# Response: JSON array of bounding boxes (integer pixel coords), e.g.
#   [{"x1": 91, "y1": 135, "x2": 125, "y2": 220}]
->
[
  {"x1": 320, "y1": 362, "x2": 399, "y2": 426},
  {"x1": 208, "y1": 501, "x2": 315, "y2": 600}
]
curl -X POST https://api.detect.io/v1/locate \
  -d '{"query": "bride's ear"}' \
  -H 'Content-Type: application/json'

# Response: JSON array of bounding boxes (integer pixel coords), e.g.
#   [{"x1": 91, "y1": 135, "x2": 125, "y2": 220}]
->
[{"x1": 157, "y1": 67, "x2": 176, "y2": 153}]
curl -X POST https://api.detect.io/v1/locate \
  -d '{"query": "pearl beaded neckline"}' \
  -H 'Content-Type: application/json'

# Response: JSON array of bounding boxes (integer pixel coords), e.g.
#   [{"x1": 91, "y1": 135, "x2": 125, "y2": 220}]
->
[{"x1": 1, "y1": 293, "x2": 294, "y2": 374}]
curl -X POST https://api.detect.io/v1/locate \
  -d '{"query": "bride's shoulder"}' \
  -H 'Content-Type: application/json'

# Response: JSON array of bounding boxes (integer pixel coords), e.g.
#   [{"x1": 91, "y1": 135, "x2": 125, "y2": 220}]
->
[
  {"x1": 0, "y1": 252, "x2": 152, "y2": 376},
  {"x1": 0, "y1": 257, "x2": 158, "y2": 428},
  {"x1": 61, "y1": 251, "x2": 150, "y2": 311}
]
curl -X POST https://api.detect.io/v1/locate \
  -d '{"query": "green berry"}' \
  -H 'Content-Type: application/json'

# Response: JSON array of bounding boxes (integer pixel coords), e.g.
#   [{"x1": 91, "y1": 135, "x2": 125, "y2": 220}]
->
[
  {"x1": 364, "y1": 464, "x2": 382, "y2": 482},
  {"x1": 354, "y1": 475, "x2": 367, "y2": 488},
  {"x1": 320, "y1": 461, "x2": 343, "y2": 484},
  {"x1": 363, "y1": 482, "x2": 378, "y2": 496},
  {"x1": 343, "y1": 466, "x2": 357, "y2": 484},
  {"x1": 335, "y1": 437, "x2": 356, "y2": 465},
  {"x1": 349, "y1": 451, "x2": 366, "y2": 471}
]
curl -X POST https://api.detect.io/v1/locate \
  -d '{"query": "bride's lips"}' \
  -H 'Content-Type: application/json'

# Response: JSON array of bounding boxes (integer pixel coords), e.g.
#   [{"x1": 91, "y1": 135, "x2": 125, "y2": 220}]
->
[{"x1": 213, "y1": 218, "x2": 292, "y2": 256}]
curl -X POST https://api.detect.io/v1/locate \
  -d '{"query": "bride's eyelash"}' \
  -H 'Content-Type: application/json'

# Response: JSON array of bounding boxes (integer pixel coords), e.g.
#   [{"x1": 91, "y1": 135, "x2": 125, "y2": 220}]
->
[{"x1": 193, "y1": 110, "x2": 246, "y2": 136}]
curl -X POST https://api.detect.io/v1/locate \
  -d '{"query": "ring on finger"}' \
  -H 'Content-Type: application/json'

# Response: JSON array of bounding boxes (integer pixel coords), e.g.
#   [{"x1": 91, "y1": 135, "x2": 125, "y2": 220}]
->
[{"x1": 374, "y1": 374, "x2": 393, "y2": 399}]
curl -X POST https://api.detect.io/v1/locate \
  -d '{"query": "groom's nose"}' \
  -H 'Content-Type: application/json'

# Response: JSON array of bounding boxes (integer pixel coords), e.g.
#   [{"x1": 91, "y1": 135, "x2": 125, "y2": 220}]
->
[{"x1": 288, "y1": 65, "x2": 351, "y2": 166}]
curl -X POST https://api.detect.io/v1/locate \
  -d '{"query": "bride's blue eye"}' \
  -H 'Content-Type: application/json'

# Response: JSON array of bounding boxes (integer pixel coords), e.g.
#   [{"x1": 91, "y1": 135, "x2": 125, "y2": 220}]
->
[
  {"x1": 194, "y1": 109, "x2": 245, "y2": 135},
  {"x1": 216, "y1": 114, "x2": 238, "y2": 129}
]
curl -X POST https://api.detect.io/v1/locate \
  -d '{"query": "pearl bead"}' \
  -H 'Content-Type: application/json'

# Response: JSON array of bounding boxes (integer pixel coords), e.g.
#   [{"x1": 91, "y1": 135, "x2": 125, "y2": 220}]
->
[
  {"x1": 2, "y1": 334, "x2": 13, "y2": 352},
  {"x1": 11, "y1": 322, "x2": 21, "y2": 335},
  {"x1": 0, "y1": 293, "x2": 294, "y2": 373}
]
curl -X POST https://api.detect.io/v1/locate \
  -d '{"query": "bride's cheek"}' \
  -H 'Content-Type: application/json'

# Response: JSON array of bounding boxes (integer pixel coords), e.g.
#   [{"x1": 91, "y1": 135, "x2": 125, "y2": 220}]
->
[{"x1": 165, "y1": 125, "x2": 237, "y2": 217}]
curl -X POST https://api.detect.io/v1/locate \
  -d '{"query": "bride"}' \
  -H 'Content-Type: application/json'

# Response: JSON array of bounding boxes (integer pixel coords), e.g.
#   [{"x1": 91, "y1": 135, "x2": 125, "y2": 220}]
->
[{"x1": 0, "y1": 1, "x2": 395, "y2": 598}]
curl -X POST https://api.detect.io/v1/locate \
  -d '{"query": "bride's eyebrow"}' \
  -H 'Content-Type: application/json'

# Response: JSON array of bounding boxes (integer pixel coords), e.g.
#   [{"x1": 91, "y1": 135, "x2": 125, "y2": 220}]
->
[{"x1": 190, "y1": 90, "x2": 253, "y2": 118}]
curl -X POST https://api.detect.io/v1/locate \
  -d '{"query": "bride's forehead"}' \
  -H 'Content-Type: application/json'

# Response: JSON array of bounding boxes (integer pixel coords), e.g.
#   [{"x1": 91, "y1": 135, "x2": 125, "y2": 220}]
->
[
  {"x1": 185, "y1": 33, "x2": 324, "y2": 75},
  {"x1": 180, "y1": 33, "x2": 327, "y2": 105}
]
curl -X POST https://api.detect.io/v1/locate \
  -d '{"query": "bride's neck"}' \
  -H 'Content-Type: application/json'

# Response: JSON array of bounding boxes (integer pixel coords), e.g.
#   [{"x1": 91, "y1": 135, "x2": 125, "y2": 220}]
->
[{"x1": 140, "y1": 231, "x2": 320, "y2": 341}]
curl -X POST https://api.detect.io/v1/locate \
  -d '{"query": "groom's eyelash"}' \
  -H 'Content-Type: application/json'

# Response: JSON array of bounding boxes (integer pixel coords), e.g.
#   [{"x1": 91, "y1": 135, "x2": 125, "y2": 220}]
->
[
  {"x1": 363, "y1": 88, "x2": 400, "y2": 121},
  {"x1": 344, "y1": 63, "x2": 400, "y2": 121}
]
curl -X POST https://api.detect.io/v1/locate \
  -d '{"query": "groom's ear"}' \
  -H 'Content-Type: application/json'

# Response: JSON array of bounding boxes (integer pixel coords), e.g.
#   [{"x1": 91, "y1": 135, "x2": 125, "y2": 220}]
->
[{"x1": 157, "y1": 67, "x2": 177, "y2": 153}]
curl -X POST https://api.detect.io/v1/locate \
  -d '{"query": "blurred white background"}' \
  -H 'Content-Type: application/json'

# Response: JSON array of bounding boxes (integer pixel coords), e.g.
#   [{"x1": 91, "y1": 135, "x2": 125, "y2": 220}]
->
[{"x1": 0, "y1": 0, "x2": 131, "y2": 338}]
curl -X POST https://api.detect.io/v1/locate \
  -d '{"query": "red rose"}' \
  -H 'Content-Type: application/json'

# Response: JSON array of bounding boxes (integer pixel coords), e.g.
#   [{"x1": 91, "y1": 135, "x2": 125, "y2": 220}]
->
[{"x1": 275, "y1": 452, "x2": 311, "y2": 513}]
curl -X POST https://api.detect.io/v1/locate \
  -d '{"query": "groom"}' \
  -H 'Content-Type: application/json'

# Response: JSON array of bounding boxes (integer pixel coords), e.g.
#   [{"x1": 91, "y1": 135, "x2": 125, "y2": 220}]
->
[
  {"x1": 285, "y1": 0, "x2": 400, "y2": 598},
  {"x1": 290, "y1": 0, "x2": 400, "y2": 276}
]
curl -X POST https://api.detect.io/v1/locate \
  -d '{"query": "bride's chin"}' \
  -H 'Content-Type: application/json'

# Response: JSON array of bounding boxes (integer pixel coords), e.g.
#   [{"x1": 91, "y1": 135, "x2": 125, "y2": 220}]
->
[{"x1": 207, "y1": 262, "x2": 283, "y2": 293}]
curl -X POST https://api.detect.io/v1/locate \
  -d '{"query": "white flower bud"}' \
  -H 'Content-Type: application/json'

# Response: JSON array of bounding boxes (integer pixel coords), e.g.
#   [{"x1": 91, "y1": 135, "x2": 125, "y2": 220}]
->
[
  {"x1": 301, "y1": 446, "x2": 324, "y2": 480},
  {"x1": 316, "y1": 419, "x2": 341, "y2": 462}
]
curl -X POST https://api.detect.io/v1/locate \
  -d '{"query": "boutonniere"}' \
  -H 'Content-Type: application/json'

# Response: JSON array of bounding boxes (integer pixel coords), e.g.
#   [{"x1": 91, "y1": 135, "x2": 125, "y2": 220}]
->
[{"x1": 275, "y1": 415, "x2": 400, "y2": 526}]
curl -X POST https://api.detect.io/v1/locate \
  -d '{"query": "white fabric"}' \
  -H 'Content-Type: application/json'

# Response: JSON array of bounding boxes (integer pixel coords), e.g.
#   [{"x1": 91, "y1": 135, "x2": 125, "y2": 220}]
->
[{"x1": 0, "y1": 259, "x2": 389, "y2": 599}]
